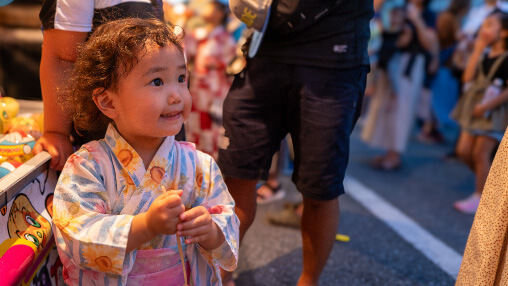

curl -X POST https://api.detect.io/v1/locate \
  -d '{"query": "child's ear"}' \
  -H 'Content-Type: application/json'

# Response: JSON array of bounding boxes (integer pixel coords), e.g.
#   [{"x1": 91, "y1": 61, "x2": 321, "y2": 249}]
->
[{"x1": 92, "y1": 88, "x2": 118, "y2": 119}]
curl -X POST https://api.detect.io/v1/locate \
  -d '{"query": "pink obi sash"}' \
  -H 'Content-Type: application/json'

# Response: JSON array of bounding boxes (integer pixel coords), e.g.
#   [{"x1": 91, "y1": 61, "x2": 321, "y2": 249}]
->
[{"x1": 127, "y1": 248, "x2": 191, "y2": 286}]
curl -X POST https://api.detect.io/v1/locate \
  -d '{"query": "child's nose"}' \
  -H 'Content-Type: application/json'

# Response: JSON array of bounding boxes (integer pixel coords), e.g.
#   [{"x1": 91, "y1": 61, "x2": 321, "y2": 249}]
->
[{"x1": 167, "y1": 87, "x2": 182, "y2": 104}]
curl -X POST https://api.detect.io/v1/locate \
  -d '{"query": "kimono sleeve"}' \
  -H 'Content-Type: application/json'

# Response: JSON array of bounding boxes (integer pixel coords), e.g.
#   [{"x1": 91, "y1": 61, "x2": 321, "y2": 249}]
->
[
  {"x1": 192, "y1": 151, "x2": 239, "y2": 272},
  {"x1": 52, "y1": 148, "x2": 135, "y2": 276}
]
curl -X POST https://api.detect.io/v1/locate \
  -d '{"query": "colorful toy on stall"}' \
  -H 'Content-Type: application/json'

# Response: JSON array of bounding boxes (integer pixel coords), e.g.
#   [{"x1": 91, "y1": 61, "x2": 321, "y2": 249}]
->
[
  {"x1": 0, "y1": 160, "x2": 22, "y2": 179},
  {"x1": 0, "y1": 97, "x2": 19, "y2": 119},
  {"x1": 0, "y1": 96, "x2": 20, "y2": 134},
  {"x1": 9, "y1": 114, "x2": 44, "y2": 139},
  {"x1": 0, "y1": 131, "x2": 36, "y2": 165}
]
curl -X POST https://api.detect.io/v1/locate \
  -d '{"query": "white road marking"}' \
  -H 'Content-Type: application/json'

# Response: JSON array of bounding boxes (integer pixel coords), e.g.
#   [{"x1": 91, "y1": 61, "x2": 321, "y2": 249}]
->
[{"x1": 344, "y1": 176, "x2": 463, "y2": 279}]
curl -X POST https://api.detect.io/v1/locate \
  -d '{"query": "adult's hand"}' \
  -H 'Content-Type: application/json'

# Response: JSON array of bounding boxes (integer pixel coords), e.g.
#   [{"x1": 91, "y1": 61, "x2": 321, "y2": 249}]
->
[
  {"x1": 406, "y1": 3, "x2": 421, "y2": 23},
  {"x1": 33, "y1": 132, "x2": 74, "y2": 170},
  {"x1": 38, "y1": 29, "x2": 87, "y2": 170}
]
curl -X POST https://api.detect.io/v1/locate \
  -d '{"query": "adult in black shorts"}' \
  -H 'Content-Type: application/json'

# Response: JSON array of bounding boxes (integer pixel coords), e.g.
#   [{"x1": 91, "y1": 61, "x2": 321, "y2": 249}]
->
[{"x1": 219, "y1": 0, "x2": 374, "y2": 284}]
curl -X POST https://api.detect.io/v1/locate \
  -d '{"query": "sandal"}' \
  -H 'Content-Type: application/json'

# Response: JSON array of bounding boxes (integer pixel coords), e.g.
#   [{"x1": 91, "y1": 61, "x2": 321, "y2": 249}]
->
[
  {"x1": 370, "y1": 156, "x2": 401, "y2": 171},
  {"x1": 256, "y1": 183, "x2": 286, "y2": 205},
  {"x1": 267, "y1": 203, "x2": 301, "y2": 228},
  {"x1": 369, "y1": 155, "x2": 385, "y2": 169},
  {"x1": 454, "y1": 193, "x2": 481, "y2": 214}
]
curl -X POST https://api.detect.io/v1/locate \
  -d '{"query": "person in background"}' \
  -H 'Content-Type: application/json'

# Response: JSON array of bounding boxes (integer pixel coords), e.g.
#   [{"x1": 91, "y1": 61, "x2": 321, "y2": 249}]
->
[
  {"x1": 362, "y1": 5, "x2": 407, "y2": 159},
  {"x1": 434, "y1": 0, "x2": 471, "y2": 160},
  {"x1": 363, "y1": 0, "x2": 438, "y2": 170},
  {"x1": 35, "y1": 0, "x2": 185, "y2": 170},
  {"x1": 452, "y1": 11, "x2": 508, "y2": 214},
  {"x1": 219, "y1": 0, "x2": 373, "y2": 284},
  {"x1": 185, "y1": 0, "x2": 236, "y2": 160},
  {"x1": 462, "y1": 0, "x2": 501, "y2": 38},
  {"x1": 52, "y1": 18, "x2": 239, "y2": 285}
]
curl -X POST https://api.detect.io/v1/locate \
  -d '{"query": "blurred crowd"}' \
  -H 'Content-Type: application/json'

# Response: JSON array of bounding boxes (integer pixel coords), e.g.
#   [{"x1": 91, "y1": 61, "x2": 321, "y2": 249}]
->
[
  {"x1": 165, "y1": 0, "x2": 508, "y2": 215},
  {"x1": 362, "y1": 0, "x2": 508, "y2": 214}
]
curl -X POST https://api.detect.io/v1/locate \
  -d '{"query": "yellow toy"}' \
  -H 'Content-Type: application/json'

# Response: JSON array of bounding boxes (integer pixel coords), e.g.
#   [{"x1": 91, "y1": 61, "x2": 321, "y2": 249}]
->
[
  {"x1": 9, "y1": 115, "x2": 43, "y2": 139},
  {"x1": 0, "y1": 97, "x2": 19, "y2": 119},
  {"x1": 0, "y1": 97, "x2": 19, "y2": 134}
]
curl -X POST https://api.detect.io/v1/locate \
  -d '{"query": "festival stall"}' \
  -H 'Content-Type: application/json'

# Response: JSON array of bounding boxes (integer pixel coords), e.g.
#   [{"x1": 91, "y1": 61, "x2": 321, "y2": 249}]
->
[{"x1": 0, "y1": 96, "x2": 62, "y2": 285}]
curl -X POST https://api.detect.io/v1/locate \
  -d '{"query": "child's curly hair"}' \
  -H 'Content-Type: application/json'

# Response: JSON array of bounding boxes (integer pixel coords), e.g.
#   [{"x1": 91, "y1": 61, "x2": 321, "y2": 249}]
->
[{"x1": 66, "y1": 18, "x2": 184, "y2": 134}]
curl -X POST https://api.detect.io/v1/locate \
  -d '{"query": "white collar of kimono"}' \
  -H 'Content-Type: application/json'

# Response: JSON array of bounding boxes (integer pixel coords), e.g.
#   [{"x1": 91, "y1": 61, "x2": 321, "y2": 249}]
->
[{"x1": 103, "y1": 124, "x2": 175, "y2": 189}]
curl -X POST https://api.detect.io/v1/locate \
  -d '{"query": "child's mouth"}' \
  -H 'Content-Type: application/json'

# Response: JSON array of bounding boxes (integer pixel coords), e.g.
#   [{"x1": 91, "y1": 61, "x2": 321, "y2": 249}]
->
[{"x1": 160, "y1": 112, "x2": 181, "y2": 120}]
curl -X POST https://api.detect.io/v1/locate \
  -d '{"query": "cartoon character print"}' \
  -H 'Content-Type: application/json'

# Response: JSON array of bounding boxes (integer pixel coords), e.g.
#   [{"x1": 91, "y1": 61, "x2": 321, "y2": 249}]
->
[{"x1": 8, "y1": 194, "x2": 52, "y2": 251}]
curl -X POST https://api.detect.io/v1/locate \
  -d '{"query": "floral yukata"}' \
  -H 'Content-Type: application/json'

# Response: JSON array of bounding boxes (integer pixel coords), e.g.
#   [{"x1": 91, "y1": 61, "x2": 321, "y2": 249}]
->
[{"x1": 52, "y1": 124, "x2": 239, "y2": 285}]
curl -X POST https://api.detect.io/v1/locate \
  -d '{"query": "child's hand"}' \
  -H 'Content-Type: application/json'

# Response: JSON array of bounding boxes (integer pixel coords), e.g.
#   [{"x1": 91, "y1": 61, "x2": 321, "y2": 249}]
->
[
  {"x1": 406, "y1": 3, "x2": 420, "y2": 23},
  {"x1": 176, "y1": 206, "x2": 224, "y2": 249},
  {"x1": 474, "y1": 29, "x2": 490, "y2": 52},
  {"x1": 473, "y1": 104, "x2": 488, "y2": 117},
  {"x1": 145, "y1": 190, "x2": 185, "y2": 236}
]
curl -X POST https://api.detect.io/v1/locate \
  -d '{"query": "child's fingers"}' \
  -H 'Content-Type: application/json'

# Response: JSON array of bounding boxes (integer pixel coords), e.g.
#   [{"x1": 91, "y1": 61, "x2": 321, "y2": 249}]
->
[
  {"x1": 160, "y1": 194, "x2": 183, "y2": 209},
  {"x1": 167, "y1": 189, "x2": 183, "y2": 197},
  {"x1": 160, "y1": 188, "x2": 183, "y2": 197},
  {"x1": 179, "y1": 206, "x2": 207, "y2": 221},
  {"x1": 176, "y1": 225, "x2": 208, "y2": 238},
  {"x1": 182, "y1": 234, "x2": 208, "y2": 245},
  {"x1": 156, "y1": 190, "x2": 176, "y2": 201},
  {"x1": 177, "y1": 213, "x2": 210, "y2": 231}
]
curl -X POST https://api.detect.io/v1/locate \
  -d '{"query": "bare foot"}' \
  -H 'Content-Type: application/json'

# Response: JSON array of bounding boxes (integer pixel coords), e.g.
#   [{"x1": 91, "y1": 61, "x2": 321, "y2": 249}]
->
[{"x1": 256, "y1": 181, "x2": 285, "y2": 204}]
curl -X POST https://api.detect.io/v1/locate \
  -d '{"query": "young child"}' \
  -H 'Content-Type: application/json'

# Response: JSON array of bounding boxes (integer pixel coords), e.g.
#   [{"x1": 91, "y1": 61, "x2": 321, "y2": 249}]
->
[
  {"x1": 452, "y1": 11, "x2": 508, "y2": 213},
  {"x1": 52, "y1": 18, "x2": 239, "y2": 285}
]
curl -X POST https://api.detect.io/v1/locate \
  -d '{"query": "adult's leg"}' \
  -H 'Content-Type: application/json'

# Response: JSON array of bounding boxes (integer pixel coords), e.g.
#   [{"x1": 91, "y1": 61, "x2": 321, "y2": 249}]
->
[
  {"x1": 298, "y1": 196, "x2": 339, "y2": 286},
  {"x1": 224, "y1": 177, "x2": 258, "y2": 241},
  {"x1": 291, "y1": 66, "x2": 368, "y2": 285},
  {"x1": 472, "y1": 135, "x2": 498, "y2": 195},
  {"x1": 218, "y1": 58, "x2": 290, "y2": 284}
]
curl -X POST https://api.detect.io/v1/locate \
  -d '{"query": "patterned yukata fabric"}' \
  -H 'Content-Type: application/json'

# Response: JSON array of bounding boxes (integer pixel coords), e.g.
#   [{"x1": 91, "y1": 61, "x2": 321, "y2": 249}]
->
[
  {"x1": 457, "y1": 127, "x2": 508, "y2": 285},
  {"x1": 52, "y1": 124, "x2": 239, "y2": 285}
]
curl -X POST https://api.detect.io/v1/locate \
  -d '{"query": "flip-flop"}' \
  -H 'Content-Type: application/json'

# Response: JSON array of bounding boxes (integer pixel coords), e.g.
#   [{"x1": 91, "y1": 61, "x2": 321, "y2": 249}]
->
[
  {"x1": 370, "y1": 156, "x2": 401, "y2": 171},
  {"x1": 256, "y1": 183, "x2": 286, "y2": 205},
  {"x1": 369, "y1": 155, "x2": 385, "y2": 169},
  {"x1": 267, "y1": 203, "x2": 301, "y2": 228}
]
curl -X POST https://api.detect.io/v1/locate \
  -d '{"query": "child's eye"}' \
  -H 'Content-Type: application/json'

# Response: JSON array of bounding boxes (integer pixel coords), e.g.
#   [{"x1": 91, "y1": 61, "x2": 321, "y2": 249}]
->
[
  {"x1": 151, "y1": 78, "x2": 163, "y2": 86},
  {"x1": 178, "y1": 74, "x2": 186, "y2": 83}
]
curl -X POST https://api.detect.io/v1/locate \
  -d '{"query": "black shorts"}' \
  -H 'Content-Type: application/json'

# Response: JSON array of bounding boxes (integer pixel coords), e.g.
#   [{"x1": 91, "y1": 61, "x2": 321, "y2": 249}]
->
[{"x1": 218, "y1": 57, "x2": 368, "y2": 200}]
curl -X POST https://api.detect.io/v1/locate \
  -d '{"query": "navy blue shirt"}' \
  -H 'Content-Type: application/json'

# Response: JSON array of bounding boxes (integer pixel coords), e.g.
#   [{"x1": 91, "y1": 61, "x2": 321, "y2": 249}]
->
[{"x1": 256, "y1": 0, "x2": 374, "y2": 69}]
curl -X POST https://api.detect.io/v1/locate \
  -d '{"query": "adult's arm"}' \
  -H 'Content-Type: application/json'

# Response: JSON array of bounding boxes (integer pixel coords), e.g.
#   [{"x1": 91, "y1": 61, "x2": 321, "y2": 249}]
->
[
  {"x1": 406, "y1": 3, "x2": 437, "y2": 52},
  {"x1": 33, "y1": 29, "x2": 88, "y2": 170}
]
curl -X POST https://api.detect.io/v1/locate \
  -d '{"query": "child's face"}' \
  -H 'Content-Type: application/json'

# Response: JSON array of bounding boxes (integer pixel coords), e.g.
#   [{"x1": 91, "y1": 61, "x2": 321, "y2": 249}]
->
[
  {"x1": 479, "y1": 15, "x2": 504, "y2": 46},
  {"x1": 107, "y1": 42, "x2": 191, "y2": 143}
]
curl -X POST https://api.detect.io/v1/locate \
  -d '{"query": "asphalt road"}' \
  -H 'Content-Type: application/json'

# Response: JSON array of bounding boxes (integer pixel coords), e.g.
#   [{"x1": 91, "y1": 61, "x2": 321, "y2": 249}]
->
[{"x1": 232, "y1": 127, "x2": 475, "y2": 285}]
